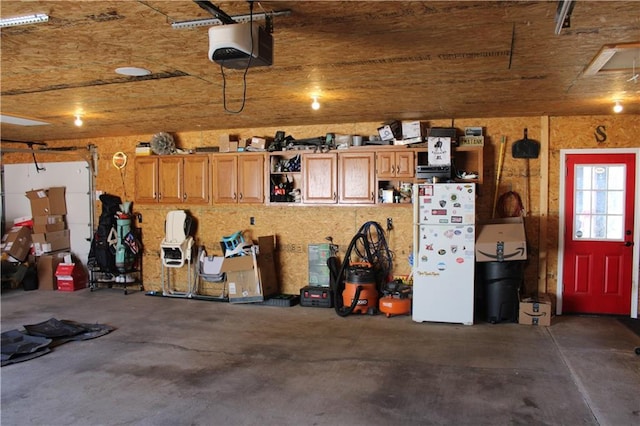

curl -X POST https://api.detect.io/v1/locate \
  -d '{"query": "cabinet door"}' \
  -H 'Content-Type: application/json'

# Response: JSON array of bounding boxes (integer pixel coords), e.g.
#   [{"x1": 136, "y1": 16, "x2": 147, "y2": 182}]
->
[
  {"x1": 376, "y1": 152, "x2": 396, "y2": 178},
  {"x1": 339, "y1": 151, "x2": 376, "y2": 204},
  {"x1": 157, "y1": 156, "x2": 184, "y2": 204},
  {"x1": 134, "y1": 157, "x2": 159, "y2": 203},
  {"x1": 238, "y1": 154, "x2": 265, "y2": 204},
  {"x1": 212, "y1": 155, "x2": 238, "y2": 203},
  {"x1": 183, "y1": 155, "x2": 210, "y2": 204},
  {"x1": 395, "y1": 151, "x2": 415, "y2": 178},
  {"x1": 303, "y1": 153, "x2": 337, "y2": 204}
]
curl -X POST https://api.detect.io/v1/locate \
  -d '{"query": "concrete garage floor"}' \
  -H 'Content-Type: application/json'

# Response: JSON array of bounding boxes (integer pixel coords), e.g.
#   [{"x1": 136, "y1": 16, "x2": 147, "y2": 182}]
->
[{"x1": 2, "y1": 289, "x2": 639, "y2": 426}]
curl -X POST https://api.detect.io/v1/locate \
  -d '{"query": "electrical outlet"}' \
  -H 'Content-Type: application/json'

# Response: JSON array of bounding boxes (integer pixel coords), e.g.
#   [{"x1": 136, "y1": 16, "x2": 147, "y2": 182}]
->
[
  {"x1": 387, "y1": 217, "x2": 393, "y2": 230},
  {"x1": 250, "y1": 217, "x2": 255, "y2": 225}
]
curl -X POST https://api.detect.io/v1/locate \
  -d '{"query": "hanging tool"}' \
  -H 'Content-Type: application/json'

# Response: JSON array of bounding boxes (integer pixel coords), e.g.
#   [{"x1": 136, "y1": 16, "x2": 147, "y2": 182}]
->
[
  {"x1": 512, "y1": 128, "x2": 540, "y2": 216},
  {"x1": 512, "y1": 128, "x2": 540, "y2": 159},
  {"x1": 492, "y1": 136, "x2": 506, "y2": 218}
]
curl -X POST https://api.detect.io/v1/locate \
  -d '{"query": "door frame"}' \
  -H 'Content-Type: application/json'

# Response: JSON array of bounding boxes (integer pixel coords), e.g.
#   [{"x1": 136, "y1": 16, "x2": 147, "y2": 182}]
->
[{"x1": 557, "y1": 148, "x2": 640, "y2": 318}]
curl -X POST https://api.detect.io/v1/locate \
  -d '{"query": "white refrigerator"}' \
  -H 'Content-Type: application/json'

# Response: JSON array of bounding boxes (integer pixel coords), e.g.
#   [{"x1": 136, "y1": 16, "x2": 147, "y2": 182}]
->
[{"x1": 412, "y1": 183, "x2": 476, "y2": 325}]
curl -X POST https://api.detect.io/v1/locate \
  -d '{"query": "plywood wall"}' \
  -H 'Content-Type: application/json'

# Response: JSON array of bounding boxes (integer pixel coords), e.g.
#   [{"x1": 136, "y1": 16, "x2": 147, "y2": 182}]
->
[{"x1": 3, "y1": 115, "x2": 639, "y2": 309}]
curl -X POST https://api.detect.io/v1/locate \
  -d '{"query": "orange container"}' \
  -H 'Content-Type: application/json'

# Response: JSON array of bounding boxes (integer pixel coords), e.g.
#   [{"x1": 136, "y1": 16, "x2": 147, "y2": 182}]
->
[
  {"x1": 379, "y1": 295, "x2": 411, "y2": 318},
  {"x1": 342, "y1": 265, "x2": 378, "y2": 314},
  {"x1": 342, "y1": 282, "x2": 378, "y2": 314}
]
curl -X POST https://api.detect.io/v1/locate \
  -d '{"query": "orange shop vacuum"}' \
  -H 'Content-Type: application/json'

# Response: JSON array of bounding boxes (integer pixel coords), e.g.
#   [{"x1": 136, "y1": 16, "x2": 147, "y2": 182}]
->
[
  {"x1": 341, "y1": 264, "x2": 379, "y2": 315},
  {"x1": 329, "y1": 221, "x2": 393, "y2": 317}
]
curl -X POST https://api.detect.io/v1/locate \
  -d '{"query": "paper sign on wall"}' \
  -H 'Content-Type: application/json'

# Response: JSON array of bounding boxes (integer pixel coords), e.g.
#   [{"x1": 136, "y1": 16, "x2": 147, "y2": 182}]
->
[{"x1": 427, "y1": 137, "x2": 451, "y2": 166}]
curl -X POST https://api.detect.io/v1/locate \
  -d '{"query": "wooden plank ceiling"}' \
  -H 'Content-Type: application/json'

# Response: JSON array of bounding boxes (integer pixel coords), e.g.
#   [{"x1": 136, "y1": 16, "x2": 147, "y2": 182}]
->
[{"x1": 1, "y1": 1, "x2": 638, "y2": 142}]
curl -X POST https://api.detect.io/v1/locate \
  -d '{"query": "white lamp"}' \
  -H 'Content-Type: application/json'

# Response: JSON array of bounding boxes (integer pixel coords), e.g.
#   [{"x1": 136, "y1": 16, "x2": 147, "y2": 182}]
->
[
  {"x1": 613, "y1": 101, "x2": 623, "y2": 113},
  {"x1": 311, "y1": 97, "x2": 320, "y2": 110},
  {"x1": 74, "y1": 115, "x2": 83, "y2": 127}
]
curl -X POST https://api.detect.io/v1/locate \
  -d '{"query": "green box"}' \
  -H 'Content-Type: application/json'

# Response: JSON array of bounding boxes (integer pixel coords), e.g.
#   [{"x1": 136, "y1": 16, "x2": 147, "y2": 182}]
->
[{"x1": 308, "y1": 244, "x2": 331, "y2": 287}]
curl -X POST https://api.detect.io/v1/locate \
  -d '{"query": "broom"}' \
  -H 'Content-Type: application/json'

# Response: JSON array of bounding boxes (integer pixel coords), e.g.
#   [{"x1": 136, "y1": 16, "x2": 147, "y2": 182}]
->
[{"x1": 492, "y1": 136, "x2": 506, "y2": 219}]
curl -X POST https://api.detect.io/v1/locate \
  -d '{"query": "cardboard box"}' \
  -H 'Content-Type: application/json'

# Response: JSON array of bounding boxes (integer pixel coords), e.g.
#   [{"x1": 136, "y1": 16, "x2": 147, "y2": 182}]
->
[
  {"x1": 378, "y1": 121, "x2": 401, "y2": 141},
  {"x1": 25, "y1": 187, "x2": 67, "y2": 216},
  {"x1": 135, "y1": 143, "x2": 152, "y2": 155},
  {"x1": 13, "y1": 216, "x2": 34, "y2": 227},
  {"x1": 476, "y1": 217, "x2": 527, "y2": 262},
  {"x1": 250, "y1": 137, "x2": 267, "y2": 150},
  {"x1": 2, "y1": 226, "x2": 33, "y2": 262},
  {"x1": 519, "y1": 294, "x2": 553, "y2": 326},
  {"x1": 222, "y1": 254, "x2": 260, "y2": 303},
  {"x1": 32, "y1": 229, "x2": 71, "y2": 255},
  {"x1": 222, "y1": 235, "x2": 278, "y2": 303},
  {"x1": 37, "y1": 251, "x2": 68, "y2": 290},
  {"x1": 256, "y1": 235, "x2": 278, "y2": 296},
  {"x1": 33, "y1": 215, "x2": 66, "y2": 234},
  {"x1": 401, "y1": 120, "x2": 428, "y2": 140},
  {"x1": 219, "y1": 134, "x2": 239, "y2": 153},
  {"x1": 55, "y1": 263, "x2": 87, "y2": 291}
]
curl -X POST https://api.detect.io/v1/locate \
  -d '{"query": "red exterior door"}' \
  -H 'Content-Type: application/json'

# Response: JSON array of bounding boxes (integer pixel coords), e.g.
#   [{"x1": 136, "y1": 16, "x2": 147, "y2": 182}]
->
[{"x1": 562, "y1": 153, "x2": 636, "y2": 314}]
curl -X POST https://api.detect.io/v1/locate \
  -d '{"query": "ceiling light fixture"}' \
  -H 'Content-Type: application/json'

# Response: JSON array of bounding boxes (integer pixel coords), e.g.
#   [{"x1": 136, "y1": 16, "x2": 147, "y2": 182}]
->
[
  {"x1": 311, "y1": 97, "x2": 320, "y2": 110},
  {"x1": 74, "y1": 115, "x2": 83, "y2": 127},
  {"x1": 0, "y1": 114, "x2": 50, "y2": 126},
  {"x1": 115, "y1": 67, "x2": 151, "y2": 77},
  {"x1": 613, "y1": 101, "x2": 623, "y2": 113},
  {"x1": 0, "y1": 13, "x2": 49, "y2": 28}
]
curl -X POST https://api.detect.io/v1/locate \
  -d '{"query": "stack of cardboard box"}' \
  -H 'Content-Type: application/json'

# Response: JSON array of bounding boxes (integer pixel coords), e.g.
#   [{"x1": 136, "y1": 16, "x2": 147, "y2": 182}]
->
[
  {"x1": 26, "y1": 187, "x2": 70, "y2": 256},
  {"x1": 221, "y1": 235, "x2": 279, "y2": 303},
  {"x1": 1, "y1": 187, "x2": 72, "y2": 291},
  {"x1": 26, "y1": 187, "x2": 71, "y2": 291}
]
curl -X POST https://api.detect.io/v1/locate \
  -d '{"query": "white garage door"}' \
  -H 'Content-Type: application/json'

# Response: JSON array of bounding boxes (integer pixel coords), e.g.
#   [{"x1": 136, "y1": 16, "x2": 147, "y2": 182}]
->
[{"x1": 2, "y1": 161, "x2": 93, "y2": 264}]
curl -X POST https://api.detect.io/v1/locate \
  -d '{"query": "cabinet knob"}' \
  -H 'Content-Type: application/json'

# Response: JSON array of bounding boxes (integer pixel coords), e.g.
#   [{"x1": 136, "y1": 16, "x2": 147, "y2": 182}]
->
[
  {"x1": 239, "y1": 193, "x2": 243, "y2": 200},
  {"x1": 183, "y1": 193, "x2": 187, "y2": 201},
  {"x1": 392, "y1": 165, "x2": 396, "y2": 173},
  {"x1": 371, "y1": 191, "x2": 374, "y2": 201},
  {"x1": 333, "y1": 192, "x2": 337, "y2": 201}
]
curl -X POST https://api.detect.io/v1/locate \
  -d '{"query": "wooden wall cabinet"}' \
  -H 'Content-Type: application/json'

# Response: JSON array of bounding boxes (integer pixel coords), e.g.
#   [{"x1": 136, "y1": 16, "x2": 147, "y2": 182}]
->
[
  {"x1": 212, "y1": 153, "x2": 265, "y2": 204},
  {"x1": 134, "y1": 157, "x2": 160, "y2": 204},
  {"x1": 302, "y1": 151, "x2": 375, "y2": 205},
  {"x1": 302, "y1": 152, "x2": 337, "y2": 204},
  {"x1": 376, "y1": 150, "x2": 415, "y2": 178},
  {"x1": 134, "y1": 155, "x2": 209, "y2": 204},
  {"x1": 134, "y1": 147, "x2": 483, "y2": 207},
  {"x1": 375, "y1": 148, "x2": 417, "y2": 205},
  {"x1": 338, "y1": 151, "x2": 376, "y2": 204}
]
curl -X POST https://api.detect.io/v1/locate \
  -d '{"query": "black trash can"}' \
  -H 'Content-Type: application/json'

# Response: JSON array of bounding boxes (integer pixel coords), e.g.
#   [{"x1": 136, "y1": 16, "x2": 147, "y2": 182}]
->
[{"x1": 479, "y1": 261, "x2": 524, "y2": 323}]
